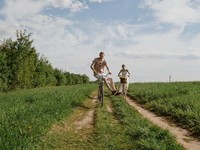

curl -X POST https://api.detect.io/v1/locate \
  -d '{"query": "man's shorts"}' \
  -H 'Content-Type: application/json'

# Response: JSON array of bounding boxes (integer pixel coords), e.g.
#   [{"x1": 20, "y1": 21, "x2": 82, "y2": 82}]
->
[{"x1": 94, "y1": 73, "x2": 109, "y2": 82}]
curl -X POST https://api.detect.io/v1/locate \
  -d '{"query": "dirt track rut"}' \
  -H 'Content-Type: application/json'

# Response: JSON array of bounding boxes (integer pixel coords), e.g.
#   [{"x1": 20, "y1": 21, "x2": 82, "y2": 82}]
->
[{"x1": 125, "y1": 96, "x2": 200, "y2": 150}]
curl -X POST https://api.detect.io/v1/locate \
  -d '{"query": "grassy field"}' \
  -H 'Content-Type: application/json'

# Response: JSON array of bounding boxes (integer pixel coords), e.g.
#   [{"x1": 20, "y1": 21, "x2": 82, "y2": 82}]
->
[
  {"x1": 128, "y1": 81, "x2": 200, "y2": 137},
  {"x1": 0, "y1": 84, "x2": 96, "y2": 150},
  {"x1": 0, "y1": 83, "x2": 185, "y2": 149}
]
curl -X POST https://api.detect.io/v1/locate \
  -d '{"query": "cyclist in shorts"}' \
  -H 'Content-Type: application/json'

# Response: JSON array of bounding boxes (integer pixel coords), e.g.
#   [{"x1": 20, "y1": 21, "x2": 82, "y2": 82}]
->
[
  {"x1": 118, "y1": 64, "x2": 130, "y2": 93},
  {"x1": 90, "y1": 51, "x2": 118, "y2": 95}
]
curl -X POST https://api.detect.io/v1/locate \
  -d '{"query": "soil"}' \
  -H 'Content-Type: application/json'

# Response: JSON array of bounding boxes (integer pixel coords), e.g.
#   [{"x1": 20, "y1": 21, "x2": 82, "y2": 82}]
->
[{"x1": 74, "y1": 110, "x2": 95, "y2": 130}]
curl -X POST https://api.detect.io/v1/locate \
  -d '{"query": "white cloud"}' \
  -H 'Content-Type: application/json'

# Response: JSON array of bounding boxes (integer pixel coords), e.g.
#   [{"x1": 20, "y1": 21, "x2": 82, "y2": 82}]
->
[
  {"x1": 49, "y1": 0, "x2": 88, "y2": 12},
  {"x1": 0, "y1": 0, "x2": 46, "y2": 20},
  {"x1": 144, "y1": 0, "x2": 200, "y2": 27},
  {"x1": 89, "y1": 0, "x2": 113, "y2": 3},
  {"x1": 114, "y1": 50, "x2": 200, "y2": 60},
  {"x1": 0, "y1": 0, "x2": 88, "y2": 20}
]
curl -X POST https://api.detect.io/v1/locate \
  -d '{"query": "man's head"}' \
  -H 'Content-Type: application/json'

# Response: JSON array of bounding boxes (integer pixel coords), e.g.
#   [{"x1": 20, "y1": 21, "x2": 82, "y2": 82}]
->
[
  {"x1": 99, "y1": 51, "x2": 105, "y2": 59},
  {"x1": 122, "y1": 64, "x2": 125, "y2": 68}
]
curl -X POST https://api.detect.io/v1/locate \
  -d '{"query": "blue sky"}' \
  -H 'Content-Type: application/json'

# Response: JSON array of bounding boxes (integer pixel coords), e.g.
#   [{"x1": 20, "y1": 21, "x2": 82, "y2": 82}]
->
[{"x1": 0, "y1": 0, "x2": 200, "y2": 82}]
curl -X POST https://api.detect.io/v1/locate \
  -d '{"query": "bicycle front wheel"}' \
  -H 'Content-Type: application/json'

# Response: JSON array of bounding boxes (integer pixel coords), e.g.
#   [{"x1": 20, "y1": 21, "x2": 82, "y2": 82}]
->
[{"x1": 99, "y1": 85, "x2": 104, "y2": 107}]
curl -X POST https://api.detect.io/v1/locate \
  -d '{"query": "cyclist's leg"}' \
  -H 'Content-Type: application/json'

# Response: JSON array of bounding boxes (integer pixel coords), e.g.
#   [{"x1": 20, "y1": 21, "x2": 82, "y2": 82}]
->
[
  {"x1": 108, "y1": 77, "x2": 117, "y2": 91},
  {"x1": 118, "y1": 82, "x2": 122, "y2": 93},
  {"x1": 126, "y1": 80, "x2": 129, "y2": 92},
  {"x1": 122, "y1": 83, "x2": 125, "y2": 94},
  {"x1": 103, "y1": 77, "x2": 117, "y2": 94},
  {"x1": 124, "y1": 83, "x2": 127, "y2": 95},
  {"x1": 126, "y1": 78, "x2": 129, "y2": 89}
]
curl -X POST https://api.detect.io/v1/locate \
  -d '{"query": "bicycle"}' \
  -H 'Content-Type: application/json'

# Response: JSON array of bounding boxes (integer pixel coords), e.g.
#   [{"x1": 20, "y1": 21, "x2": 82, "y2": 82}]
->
[
  {"x1": 97, "y1": 73, "x2": 109, "y2": 107},
  {"x1": 119, "y1": 76, "x2": 129, "y2": 97}
]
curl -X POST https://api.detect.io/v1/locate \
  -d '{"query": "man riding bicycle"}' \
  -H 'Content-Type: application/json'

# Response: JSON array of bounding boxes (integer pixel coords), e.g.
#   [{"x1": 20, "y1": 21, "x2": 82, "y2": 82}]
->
[{"x1": 90, "y1": 51, "x2": 118, "y2": 95}]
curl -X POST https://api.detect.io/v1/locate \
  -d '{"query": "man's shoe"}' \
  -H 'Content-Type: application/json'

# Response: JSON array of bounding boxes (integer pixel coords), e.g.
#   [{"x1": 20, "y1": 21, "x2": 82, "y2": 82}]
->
[
  {"x1": 115, "y1": 92, "x2": 121, "y2": 96},
  {"x1": 112, "y1": 90, "x2": 117, "y2": 95}
]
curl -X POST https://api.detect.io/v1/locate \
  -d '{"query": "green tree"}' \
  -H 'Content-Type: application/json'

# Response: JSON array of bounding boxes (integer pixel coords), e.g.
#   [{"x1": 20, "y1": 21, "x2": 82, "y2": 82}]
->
[
  {"x1": 0, "y1": 49, "x2": 9, "y2": 91},
  {"x1": 0, "y1": 30, "x2": 38, "y2": 89},
  {"x1": 0, "y1": 29, "x2": 90, "y2": 91},
  {"x1": 32, "y1": 56, "x2": 56, "y2": 87}
]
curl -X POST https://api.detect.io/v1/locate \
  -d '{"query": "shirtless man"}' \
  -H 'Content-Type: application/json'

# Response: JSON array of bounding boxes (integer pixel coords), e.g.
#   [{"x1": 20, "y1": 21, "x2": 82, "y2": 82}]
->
[{"x1": 90, "y1": 51, "x2": 117, "y2": 95}]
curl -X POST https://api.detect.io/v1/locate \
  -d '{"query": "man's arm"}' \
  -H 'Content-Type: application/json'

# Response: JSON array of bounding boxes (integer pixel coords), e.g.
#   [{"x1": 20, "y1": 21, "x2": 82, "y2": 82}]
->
[
  {"x1": 90, "y1": 61, "x2": 98, "y2": 75},
  {"x1": 105, "y1": 61, "x2": 111, "y2": 74}
]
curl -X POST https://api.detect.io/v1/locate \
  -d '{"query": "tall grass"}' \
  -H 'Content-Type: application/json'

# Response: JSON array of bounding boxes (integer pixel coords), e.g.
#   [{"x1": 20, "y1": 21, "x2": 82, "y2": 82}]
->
[
  {"x1": 0, "y1": 84, "x2": 96, "y2": 150},
  {"x1": 128, "y1": 81, "x2": 200, "y2": 136}
]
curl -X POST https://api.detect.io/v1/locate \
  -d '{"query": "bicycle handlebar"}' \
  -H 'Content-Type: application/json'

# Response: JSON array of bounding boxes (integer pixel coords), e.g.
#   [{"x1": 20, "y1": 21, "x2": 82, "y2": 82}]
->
[{"x1": 118, "y1": 75, "x2": 129, "y2": 78}]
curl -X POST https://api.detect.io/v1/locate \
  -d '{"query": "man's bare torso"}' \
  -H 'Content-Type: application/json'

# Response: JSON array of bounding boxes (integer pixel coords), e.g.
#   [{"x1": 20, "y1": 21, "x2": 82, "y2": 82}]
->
[{"x1": 92, "y1": 58, "x2": 107, "y2": 74}]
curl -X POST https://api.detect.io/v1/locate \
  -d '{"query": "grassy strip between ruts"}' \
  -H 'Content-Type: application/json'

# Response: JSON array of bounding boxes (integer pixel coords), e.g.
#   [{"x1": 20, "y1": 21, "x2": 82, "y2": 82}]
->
[
  {"x1": 128, "y1": 82, "x2": 200, "y2": 136},
  {"x1": 91, "y1": 94, "x2": 135, "y2": 149}
]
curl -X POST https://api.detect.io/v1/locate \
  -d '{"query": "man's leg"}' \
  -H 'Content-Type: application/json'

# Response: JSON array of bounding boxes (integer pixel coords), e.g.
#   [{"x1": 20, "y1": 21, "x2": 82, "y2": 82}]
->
[
  {"x1": 103, "y1": 78, "x2": 113, "y2": 92},
  {"x1": 106, "y1": 78, "x2": 117, "y2": 91},
  {"x1": 103, "y1": 78, "x2": 117, "y2": 95}
]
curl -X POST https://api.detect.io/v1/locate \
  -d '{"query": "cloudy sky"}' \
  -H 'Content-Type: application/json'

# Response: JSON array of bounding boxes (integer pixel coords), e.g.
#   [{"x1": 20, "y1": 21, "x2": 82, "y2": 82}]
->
[{"x1": 0, "y1": 0, "x2": 200, "y2": 82}]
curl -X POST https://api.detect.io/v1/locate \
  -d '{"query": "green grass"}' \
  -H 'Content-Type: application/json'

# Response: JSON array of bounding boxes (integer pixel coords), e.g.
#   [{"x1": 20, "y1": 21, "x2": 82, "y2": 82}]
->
[
  {"x1": 110, "y1": 95, "x2": 184, "y2": 150},
  {"x1": 128, "y1": 81, "x2": 200, "y2": 136},
  {"x1": 37, "y1": 89, "x2": 184, "y2": 150},
  {"x1": 0, "y1": 84, "x2": 96, "y2": 150},
  {"x1": 91, "y1": 97, "x2": 135, "y2": 149},
  {"x1": 0, "y1": 83, "x2": 186, "y2": 149}
]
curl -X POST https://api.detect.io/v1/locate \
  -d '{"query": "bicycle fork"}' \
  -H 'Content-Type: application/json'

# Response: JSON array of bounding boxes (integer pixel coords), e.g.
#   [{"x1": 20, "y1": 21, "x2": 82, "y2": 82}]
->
[{"x1": 98, "y1": 82, "x2": 104, "y2": 107}]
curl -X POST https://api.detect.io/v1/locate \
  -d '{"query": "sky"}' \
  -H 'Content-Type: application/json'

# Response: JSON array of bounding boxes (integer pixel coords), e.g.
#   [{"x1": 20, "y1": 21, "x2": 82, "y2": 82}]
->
[{"x1": 0, "y1": 0, "x2": 200, "y2": 83}]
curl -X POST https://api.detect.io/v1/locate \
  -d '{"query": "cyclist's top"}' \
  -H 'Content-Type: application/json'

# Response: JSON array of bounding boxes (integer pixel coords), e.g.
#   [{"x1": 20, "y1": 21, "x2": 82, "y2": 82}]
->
[
  {"x1": 92, "y1": 57, "x2": 107, "y2": 74},
  {"x1": 118, "y1": 69, "x2": 130, "y2": 77}
]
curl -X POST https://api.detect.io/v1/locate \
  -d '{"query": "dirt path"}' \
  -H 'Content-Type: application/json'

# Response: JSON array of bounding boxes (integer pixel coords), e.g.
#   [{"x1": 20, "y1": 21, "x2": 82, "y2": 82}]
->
[
  {"x1": 125, "y1": 96, "x2": 200, "y2": 150},
  {"x1": 45, "y1": 91, "x2": 200, "y2": 150},
  {"x1": 43, "y1": 93, "x2": 98, "y2": 150}
]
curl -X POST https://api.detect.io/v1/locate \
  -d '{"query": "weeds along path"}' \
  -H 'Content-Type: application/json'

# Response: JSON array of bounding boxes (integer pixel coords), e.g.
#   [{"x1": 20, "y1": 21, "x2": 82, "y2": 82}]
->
[{"x1": 125, "y1": 96, "x2": 200, "y2": 150}]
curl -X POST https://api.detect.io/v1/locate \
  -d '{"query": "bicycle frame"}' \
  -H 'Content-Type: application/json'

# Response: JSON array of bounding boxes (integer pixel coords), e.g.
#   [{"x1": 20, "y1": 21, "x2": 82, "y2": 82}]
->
[
  {"x1": 98, "y1": 81, "x2": 104, "y2": 107},
  {"x1": 97, "y1": 73, "x2": 109, "y2": 107}
]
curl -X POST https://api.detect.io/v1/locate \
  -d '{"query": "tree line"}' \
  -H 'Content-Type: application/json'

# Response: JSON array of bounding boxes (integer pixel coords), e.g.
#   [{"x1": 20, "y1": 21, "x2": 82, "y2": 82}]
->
[{"x1": 0, "y1": 30, "x2": 89, "y2": 92}]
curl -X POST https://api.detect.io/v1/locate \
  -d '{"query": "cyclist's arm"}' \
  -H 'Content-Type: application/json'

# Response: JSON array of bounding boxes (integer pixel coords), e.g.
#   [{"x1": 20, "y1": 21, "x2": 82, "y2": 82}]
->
[
  {"x1": 90, "y1": 61, "x2": 98, "y2": 75},
  {"x1": 106, "y1": 66, "x2": 111, "y2": 74},
  {"x1": 105, "y1": 61, "x2": 111, "y2": 74},
  {"x1": 118, "y1": 70, "x2": 122, "y2": 77},
  {"x1": 127, "y1": 69, "x2": 130, "y2": 76}
]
